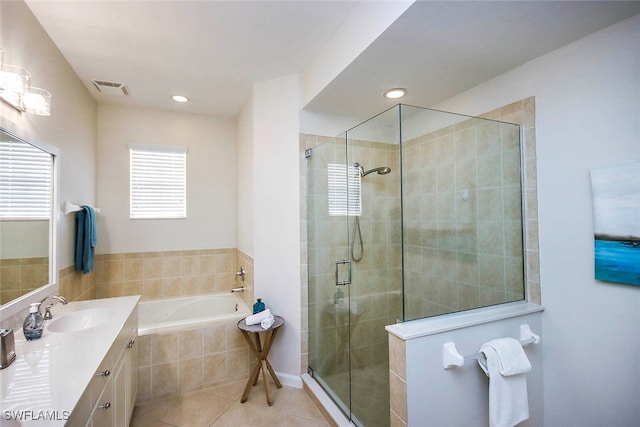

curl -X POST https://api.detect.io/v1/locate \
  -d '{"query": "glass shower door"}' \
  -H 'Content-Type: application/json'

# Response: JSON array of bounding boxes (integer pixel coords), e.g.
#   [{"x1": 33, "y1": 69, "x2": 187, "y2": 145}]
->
[
  {"x1": 307, "y1": 106, "x2": 402, "y2": 427},
  {"x1": 307, "y1": 134, "x2": 354, "y2": 419}
]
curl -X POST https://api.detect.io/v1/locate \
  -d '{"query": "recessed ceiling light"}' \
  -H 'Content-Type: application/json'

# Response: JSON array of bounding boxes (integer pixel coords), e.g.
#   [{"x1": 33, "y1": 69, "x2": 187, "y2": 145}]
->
[
  {"x1": 383, "y1": 88, "x2": 407, "y2": 99},
  {"x1": 172, "y1": 95, "x2": 189, "y2": 103}
]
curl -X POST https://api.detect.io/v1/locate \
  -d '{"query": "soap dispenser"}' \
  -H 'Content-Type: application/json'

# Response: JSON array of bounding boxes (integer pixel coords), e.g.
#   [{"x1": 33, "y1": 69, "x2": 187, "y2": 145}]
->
[
  {"x1": 23, "y1": 303, "x2": 44, "y2": 341},
  {"x1": 253, "y1": 298, "x2": 265, "y2": 314}
]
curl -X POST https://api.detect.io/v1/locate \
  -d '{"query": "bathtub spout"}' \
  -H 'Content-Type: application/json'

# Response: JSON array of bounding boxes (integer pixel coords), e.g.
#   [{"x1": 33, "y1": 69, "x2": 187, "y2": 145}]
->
[{"x1": 231, "y1": 287, "x2": 245, "y2": 293}]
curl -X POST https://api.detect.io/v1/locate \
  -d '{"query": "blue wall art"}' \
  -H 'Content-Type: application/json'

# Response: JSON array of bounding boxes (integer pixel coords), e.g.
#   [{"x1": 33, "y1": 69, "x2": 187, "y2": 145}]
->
[{"x1": 590, "y1": 161, "x2": 640, "y2": 286}]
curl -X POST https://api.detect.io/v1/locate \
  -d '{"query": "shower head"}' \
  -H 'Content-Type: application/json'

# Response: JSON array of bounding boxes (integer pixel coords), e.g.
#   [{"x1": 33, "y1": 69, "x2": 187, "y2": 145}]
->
[{"x1": 354, "y1": 162, "x2": 391, "y2": 177}]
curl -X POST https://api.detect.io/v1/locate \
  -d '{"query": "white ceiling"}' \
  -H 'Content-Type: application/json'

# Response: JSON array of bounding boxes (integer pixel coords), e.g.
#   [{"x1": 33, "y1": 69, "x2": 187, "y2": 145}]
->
[
  {"x1": 306, "y1": 0, "x2": 640, "y2": 120},
  {"x1": 25, "y1": 0, "x2": 359, "y2": 117},
  {"x1": 26, "y1": 0, "x2": 640, "y2": 120}
]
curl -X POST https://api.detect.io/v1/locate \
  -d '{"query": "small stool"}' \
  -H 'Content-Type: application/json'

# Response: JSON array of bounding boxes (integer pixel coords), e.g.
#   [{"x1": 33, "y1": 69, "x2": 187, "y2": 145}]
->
[{"x1": 237, "y1": 315, "x2": 285, "y2": 406}]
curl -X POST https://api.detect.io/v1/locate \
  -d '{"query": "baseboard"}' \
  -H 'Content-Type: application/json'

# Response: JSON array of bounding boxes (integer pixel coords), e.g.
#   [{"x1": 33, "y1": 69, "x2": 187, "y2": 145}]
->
[{"x1": 275, "y1": 371, "x2": 303, "y2": 388}]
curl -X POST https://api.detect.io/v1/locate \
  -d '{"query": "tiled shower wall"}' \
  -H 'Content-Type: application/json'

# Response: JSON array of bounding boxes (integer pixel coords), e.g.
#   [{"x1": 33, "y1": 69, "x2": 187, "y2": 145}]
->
[
  {"x1": 402, "y1": 108, "x2": 526, "y2": 319},
  {"x1": 301, "y1": 97, "x2": 539, "y2": 377}
]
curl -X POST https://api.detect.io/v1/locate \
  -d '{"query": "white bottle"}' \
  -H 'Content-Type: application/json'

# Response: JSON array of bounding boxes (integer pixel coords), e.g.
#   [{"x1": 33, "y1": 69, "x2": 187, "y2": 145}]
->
[{"x1": 23, "y1": 303, "x2": 44, "y2": 341}]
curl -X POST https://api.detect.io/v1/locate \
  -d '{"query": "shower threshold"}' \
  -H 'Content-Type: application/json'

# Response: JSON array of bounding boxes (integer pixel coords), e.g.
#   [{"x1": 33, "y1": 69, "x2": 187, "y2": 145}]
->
[{"x1": 302, "y1": 373, "x2": 359, "y2": 427}]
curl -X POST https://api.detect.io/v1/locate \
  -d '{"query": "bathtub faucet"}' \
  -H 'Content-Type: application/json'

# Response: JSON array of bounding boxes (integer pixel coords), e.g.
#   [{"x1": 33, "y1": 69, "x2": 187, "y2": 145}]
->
[
  {"x1": 236, "y1": 266, "x2": 246, "y2": 281},
  {"x1": 231, "y1": 286, "x2": 245, "y2": 293}
]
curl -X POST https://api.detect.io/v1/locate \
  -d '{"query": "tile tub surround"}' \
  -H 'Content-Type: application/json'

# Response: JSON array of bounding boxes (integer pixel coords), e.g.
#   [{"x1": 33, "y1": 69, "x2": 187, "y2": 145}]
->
[
  {"x1": 136, "y1": 320, "x2": 252, "y2": 404},
  {"x1": 1, "y1": 248, "x2": 253, "y2": 331},
  {"x1": 93, "y1": 248, "x2": 254, "y2": 308}
]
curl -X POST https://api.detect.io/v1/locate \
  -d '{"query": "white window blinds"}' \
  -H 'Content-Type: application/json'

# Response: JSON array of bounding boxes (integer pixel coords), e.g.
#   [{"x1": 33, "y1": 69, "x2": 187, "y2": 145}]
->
[
  {"x1": 130, "y1": 145, "x2": 187, "y2": 219},
  {"x1": 327, "y1": 163, "x2": 361, "y2": 216},
  {"x1": 0, "y1": 140, "x2": 52, "y2": 219}
]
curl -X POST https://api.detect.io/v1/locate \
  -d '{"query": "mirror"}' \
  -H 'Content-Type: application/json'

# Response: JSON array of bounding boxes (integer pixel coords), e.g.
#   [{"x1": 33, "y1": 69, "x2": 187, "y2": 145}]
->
[{"x1": 0, "y1": 128, "x2": 54, "y2": 305}]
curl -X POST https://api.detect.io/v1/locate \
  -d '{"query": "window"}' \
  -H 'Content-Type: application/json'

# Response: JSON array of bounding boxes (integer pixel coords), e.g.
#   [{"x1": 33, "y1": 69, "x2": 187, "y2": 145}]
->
[
  {"x1": 130, "y1": 144, "x2": 187, "y2": 219},
  {"x1": 0, "y1": 139, "x2": 52, "y2": 219},
  {"x1": 327, "y1": 163, "x2": 361, "y2": 216}
]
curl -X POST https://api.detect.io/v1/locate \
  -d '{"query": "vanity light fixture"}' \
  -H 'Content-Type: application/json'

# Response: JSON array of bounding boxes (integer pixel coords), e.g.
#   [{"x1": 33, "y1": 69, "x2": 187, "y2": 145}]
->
[
  {"x1": 0, "y1": 45, "x2": 52, "y2": 115},
  {"x1": 23, "y1": 87, "x2": 52, "y2": 116},
  {"x1": 0, "y1": 64, "x2": 31, "y2": 111},
  {"x1": 383, "y1": 88, "x2": 407, "y2": 99},
  {"x1": 171, "y1": 95, "x2": 189, "y2": 103}
]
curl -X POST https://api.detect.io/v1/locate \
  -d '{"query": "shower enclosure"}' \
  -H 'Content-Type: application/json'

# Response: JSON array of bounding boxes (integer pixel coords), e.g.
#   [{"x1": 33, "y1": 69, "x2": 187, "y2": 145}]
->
[{"x1": 306, "y1": 104, "x2": 524, "y2": 426}]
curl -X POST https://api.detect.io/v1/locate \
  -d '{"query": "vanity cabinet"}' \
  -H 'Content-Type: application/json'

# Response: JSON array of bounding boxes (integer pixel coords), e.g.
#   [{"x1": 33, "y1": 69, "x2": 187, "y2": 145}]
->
[{"x1": 68, "y1": 308, "x2": 138, "y2": 427}]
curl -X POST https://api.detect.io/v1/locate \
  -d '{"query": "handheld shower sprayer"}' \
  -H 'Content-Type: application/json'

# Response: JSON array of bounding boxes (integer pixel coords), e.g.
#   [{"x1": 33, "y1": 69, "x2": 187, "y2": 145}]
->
[{"x1": 350, "y1": 162, "x2": 392, "y2": 262}]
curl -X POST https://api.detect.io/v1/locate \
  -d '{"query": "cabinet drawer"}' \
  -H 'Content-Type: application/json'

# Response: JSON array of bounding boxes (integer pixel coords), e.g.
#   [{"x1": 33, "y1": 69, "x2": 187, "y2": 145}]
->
[
  {"x1": 90, "y1": 377, "x2": 114, "y2": 427},
  {"x1": 112, "y1": 308, "x2": 137, "y2": 359}
]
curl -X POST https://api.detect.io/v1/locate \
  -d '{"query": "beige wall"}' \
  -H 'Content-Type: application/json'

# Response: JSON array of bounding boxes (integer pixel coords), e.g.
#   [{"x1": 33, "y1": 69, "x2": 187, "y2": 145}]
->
[
  {"x1": 0, "y1": 0, "x2": 97, "y2": 269},
  {"x1": 0, "y1": 0, "x2": 98, "y2": 321},
  {"x1": 96, "y1": 104, "x2": 237, "y2": 255}
]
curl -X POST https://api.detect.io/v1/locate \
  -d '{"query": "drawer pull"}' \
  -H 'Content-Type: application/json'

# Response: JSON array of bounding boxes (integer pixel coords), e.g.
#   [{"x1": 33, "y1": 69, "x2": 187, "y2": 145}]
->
[
  {"x1": 127, "y1": 339, "x2": 135, "y2": 348},
  {"x1": 97, "y1": 369, "x2": 111, "y2": 377},
  {"x1": 99, "y1": 402, "x2": 111, "y2": 410}
]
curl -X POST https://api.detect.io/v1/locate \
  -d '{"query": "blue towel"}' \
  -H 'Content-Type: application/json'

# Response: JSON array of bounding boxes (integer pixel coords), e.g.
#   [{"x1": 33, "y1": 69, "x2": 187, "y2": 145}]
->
[{"x1": 75, "y1": 205, "x2": 96, "y2": 274}]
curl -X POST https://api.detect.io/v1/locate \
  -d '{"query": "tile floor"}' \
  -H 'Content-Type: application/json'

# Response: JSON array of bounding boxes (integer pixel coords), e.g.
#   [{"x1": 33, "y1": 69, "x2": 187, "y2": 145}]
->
[{"x1": 131, "y1": 380, "x2": 331, "y2": 427}]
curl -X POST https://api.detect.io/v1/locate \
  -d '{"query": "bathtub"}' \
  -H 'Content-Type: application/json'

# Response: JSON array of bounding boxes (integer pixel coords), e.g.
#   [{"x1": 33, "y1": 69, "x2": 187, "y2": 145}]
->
[
  {"x1": 138, "y1": 293, "x2": 251, "y2": 336},
  {"x1": 136, "y1": 292, "x2": 253, "y2": 403}
]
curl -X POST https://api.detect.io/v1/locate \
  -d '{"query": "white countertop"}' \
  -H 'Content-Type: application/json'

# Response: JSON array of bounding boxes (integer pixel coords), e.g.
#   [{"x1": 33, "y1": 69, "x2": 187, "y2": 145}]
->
[{"x1": 0, "y1": 296, "x2": 139, "y2": 427}]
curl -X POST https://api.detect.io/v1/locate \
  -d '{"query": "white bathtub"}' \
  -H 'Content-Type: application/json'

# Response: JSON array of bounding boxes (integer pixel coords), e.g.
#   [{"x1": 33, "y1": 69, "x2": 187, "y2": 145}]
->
[{"x1": 138, "y1": 293, "x2": 251, "y2": 335}]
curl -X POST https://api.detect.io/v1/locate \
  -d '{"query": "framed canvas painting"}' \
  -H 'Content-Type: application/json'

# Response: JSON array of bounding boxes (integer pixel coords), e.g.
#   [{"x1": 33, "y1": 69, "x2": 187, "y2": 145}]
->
[{"x1": 590, "y1": 161, "x2": 640, "y2": 286}]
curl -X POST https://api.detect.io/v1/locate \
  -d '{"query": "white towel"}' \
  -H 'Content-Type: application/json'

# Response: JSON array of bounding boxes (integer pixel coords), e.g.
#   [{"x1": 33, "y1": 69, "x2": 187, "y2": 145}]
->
[
  {"x1": 260, "y1": 315, "x2": 275, "y2": 329},
  {"x1": 478, "y1": 338, "x2": 531, "y2": 427},
  {"x1": 245, "y1": 309, "x2": 272, "y2": 326}
]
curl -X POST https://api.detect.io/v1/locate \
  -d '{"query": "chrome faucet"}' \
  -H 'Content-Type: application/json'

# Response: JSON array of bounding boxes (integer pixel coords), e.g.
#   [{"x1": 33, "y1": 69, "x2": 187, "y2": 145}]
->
[
  {"x1": 39, "y1": 295, "x2": 68, "y2": 320},
  {"x1": 235, "y1": 266, "x2": 246, "y2": 281},
  {"x1": 231, "y1": 286, "x2": 245, "y2": 293}
]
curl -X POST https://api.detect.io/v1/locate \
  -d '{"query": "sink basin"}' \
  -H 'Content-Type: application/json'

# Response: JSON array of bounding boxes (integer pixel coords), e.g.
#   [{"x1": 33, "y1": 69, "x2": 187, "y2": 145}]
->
[{"x1": 47, "y1": 308, "x2": 114, "y2": 333}]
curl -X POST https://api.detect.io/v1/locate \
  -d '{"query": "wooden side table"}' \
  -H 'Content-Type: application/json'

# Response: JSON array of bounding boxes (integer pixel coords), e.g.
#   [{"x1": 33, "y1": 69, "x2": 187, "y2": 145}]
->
[{"x1": 237, "y1": 315, "x2": 285, "y2": 406}]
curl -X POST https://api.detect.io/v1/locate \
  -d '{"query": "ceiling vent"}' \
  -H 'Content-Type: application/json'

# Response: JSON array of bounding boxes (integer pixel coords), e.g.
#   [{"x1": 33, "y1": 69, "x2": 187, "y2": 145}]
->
[{"x1": 92, "y1": 80, "x2": 129, "y2": 96}]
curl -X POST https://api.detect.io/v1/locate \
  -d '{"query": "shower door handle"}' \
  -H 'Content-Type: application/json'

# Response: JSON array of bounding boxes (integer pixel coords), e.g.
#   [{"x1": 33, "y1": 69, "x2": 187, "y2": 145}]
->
[{"x1": 335, "y1": 259, "x2": 351, "y2": 286}]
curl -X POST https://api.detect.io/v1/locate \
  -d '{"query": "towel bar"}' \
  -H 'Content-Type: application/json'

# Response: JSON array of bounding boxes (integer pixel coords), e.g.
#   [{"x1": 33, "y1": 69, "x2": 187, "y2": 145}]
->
[
  {"x1": 443, "y1": 324, "x2": 540, "y2": 370},
  {"x1": 64, "y1": 201, "x2": 101, "y2": 215}
]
